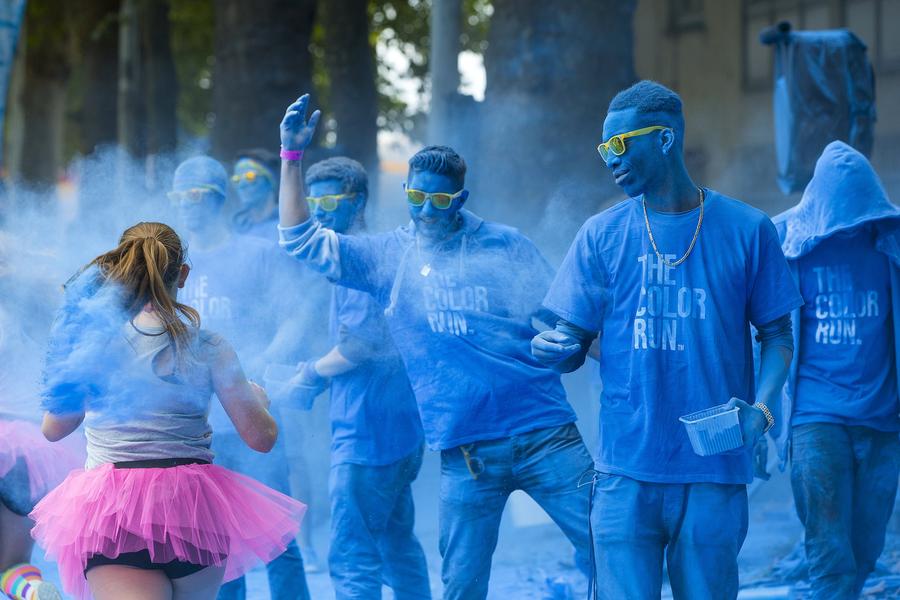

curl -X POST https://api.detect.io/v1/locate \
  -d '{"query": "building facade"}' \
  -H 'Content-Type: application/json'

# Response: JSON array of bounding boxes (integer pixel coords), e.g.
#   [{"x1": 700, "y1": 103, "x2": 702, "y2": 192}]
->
[{"x1": 633, "y1": 0, "x2": 900, "y2": 213}]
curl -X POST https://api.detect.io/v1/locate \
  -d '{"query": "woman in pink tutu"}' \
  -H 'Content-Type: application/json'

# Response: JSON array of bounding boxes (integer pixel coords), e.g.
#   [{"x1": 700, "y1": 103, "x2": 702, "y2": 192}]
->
[
  {"x1": 29, "y1": 222, "x2": 306, "y2": 600},
  {"x1": 0, "y1": 235, "x2": 83, "y2": 600}
]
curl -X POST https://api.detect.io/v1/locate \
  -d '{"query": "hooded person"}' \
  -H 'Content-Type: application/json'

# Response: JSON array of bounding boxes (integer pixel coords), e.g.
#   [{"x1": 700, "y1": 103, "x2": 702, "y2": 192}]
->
[{"x1": 770, "y1": 140, "x2": 900, "y2": 599}]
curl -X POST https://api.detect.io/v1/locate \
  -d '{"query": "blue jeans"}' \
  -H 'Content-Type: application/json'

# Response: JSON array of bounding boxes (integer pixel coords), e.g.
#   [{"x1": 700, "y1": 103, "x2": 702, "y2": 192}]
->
[
  {"x1": 213, "y1": 432, "x2": 311, "y2": 600},
  {"x1": 439, "y1": 423, "x2": 593, "y2": 600},
  {"x1": 592, "y1": 474, "x2": 748, "y2": 600},
  {"x1": 791, "y1": 423, "x2": 900, "y2": 599},
  {"x1": 216, "y1": 540, "x2": 309, "y2": 600},
  {"x1": 328, "y1": 446, "x2": 431, "y2": 600}
]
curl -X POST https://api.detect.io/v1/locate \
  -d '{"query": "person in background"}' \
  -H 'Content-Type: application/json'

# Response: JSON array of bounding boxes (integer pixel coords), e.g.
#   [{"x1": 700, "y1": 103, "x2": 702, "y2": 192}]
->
[
  {"x1": 0, "y1": 239, "x2": 83, "y2": 600},
  {"x1": 30, "y1": 222, "x2": 306, "y2": 600},
  {"x1": 278, "y1": 94, "x2": 594, "y2": 600},
  {"x1": 532, "y1": 80, "x2": 802, "y2": 599},
  {"x1": 230, "y1": 149, "x2": 331, "y2": 572},
  {"x1": 285, "y1": 155, "x2": 431, "y2": 599},
  {"x1": 772, "y1": 141, "x2": 900, "y2": 599},
  {"x1": 169, "y1": 156, "x2": 312, "y2": 600},
  {"x1": 231, "y1": 149, "x2": 281, "y2": 240}
]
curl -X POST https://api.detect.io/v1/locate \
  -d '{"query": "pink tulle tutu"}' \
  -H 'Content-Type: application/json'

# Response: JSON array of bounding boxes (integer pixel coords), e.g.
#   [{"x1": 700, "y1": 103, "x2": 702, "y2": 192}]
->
[
  {"x1": 30, "y1": 462, "x2": 307, "y2": 600},
  {"x1": 0, "y1": 419, "x2": 84, "y2": 502}
]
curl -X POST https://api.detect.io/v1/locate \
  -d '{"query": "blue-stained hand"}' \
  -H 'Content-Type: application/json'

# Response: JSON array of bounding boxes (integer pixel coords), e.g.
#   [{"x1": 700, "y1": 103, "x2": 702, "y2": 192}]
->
[
  {"x1": 753, "y1": 437, "x2": 771, "y2": 480},
  {"x1": 530, "y1": 329, "x2": 582, "y2": 364},
  {"x1": 280, "y1": 93, "x2": 320, "y2": 151},
  {"x1": 726, "y1": 397, "x2": 767, "y2": 450},
  {"x1": 280, "y1": 360, "x2": 328, "y2": 410}
]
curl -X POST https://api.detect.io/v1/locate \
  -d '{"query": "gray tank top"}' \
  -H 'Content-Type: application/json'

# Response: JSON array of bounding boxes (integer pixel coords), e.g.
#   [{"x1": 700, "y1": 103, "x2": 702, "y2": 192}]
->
[{"x1": 84, "y1": 322, "x2": 216, "y2": 469}]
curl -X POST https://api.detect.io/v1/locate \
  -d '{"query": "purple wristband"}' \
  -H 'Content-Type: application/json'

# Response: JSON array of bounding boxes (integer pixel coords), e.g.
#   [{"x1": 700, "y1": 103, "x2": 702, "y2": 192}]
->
[{"x1": 280, "y1": 147, "x2": 304, "y2": 161}]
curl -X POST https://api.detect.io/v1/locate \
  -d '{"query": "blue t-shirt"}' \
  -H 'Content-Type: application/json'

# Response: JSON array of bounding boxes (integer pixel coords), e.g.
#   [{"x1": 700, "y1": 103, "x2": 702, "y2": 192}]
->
[
  {"x1": 181, "y1": 233, "x2": 283, "y2": 430},
  {"x1": 280, "y1": 209, "x2": 576, "y2": 450},
  {"x1": 328, "y1": 284, "x2": 423, "y2": 465},
  {"x1": 544, "y1": 190, "x2": 803, "y2": 485},
  {"x1": 794, "y1": 227, "x2": 898, "y2": 430}
]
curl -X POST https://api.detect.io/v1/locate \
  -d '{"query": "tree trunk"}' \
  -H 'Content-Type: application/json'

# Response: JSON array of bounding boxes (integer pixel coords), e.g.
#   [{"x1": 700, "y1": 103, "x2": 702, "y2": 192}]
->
[
  {"x1": 80, "y1": 0, "x2": 120, "y2": 155},
  {"x1": 478, "y1": 0, "x2": 637, "y2": 237},
  {"x1": 118, "y1": 0, "x2": 145, "y2": 158},
  {"x1": 18, "y1": 0, "x2": 72, "y2": 188},
  {"x1": 211, "y1": 0, "x2": 316, "y2": 164},
  {"x1": 143, "y1": 0, "x2": 177, "y2": 157},
  {"x1": 319, "y1": 0, "x2": 379, "y2": 194},
  {"x1": 428, "y1": 0, "x2": 462, "y2": 146},
  {"x1": 142, "y1": 0, "x2": 178, "y2": 190}
]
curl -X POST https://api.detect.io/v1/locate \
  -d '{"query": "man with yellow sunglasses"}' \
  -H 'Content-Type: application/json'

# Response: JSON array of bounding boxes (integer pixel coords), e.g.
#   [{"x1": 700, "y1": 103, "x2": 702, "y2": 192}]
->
[
  {"x1": 281, "y1": 156, "x2": 431, "y2": 600},
  {"x1": 533, "y1": 80, "x2": 803, "y2": 599},
  {"x1": 277, "y1": 93, "x2": 593, "y2": 600}
]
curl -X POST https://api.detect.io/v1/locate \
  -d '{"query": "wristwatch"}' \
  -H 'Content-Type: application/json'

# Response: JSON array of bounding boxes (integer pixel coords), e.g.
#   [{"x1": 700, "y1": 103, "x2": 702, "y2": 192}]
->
[{"x1": 755, "y1": 402, "x2": 775, "y2": 434}]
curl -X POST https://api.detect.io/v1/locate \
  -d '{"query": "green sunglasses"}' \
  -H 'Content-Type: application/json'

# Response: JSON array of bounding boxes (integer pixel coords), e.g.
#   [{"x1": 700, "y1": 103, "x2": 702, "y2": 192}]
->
[
  {"x1": 404, "y1": 186, "x2": 464, "y2": 210},
  {"x1": 597, "y1": 125, "x2": 672, "y2": 164},
  {"x1": 306, "y1": 193, "x2": 356, "y2": 212}
]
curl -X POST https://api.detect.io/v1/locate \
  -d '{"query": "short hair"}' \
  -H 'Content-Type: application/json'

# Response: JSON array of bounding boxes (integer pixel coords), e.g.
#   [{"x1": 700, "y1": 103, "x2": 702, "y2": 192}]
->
[
  {"x1": 608, "y1": 80, "x2": 684, "y2": 121},
  {"x1": 305, "y1": 156, "x2": 369, "y2": 199},
  {"x1": 408, "y1": 145, "x2": 467, "y2": 188}
]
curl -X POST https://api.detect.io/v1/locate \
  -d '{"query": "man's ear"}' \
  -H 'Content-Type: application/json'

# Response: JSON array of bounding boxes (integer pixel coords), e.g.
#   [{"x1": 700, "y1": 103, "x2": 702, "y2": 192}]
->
[
  {"x1": 660, "y1": 128, "x2": 676, "y2": 155},
  {"x1": 458, "y1": 189, "x2": 469, "y2": 207},
  {"x1": 178, "y1": 264, "x2": 190, "y2": 289}
]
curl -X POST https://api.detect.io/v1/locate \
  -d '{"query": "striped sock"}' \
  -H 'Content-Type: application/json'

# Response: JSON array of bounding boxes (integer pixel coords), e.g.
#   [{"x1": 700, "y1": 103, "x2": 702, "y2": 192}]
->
[{"x1": 1, "y1": 564, "x2": 43, "y2": 600}]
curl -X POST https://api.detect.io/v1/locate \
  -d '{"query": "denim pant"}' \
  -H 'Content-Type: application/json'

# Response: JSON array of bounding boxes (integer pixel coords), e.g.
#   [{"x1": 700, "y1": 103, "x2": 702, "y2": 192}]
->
[
  {"x1": 328, "y1": 446, "x2": 431, "y2": 600},
  {"x1": 216, "y1": 540, "x2": 309, "y2": 600},
  {"x1": 439, "y1": 423, "x2": 594, "y2": 600},
  {"x1": 791, "y1": 423, "x2": 900, "y2": 599},
  {"x1": 213, "y1": 432, "x2": 311, "y2": 600},
  {"x1": 591, "y1": 474, "x2": 748, "y2": 600}
]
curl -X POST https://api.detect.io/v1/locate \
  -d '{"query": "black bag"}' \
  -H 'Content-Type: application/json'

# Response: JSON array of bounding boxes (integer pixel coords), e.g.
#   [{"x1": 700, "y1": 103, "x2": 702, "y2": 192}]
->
[{"x1": 760, "y1": 22, "x2": 876, "y2": 194}]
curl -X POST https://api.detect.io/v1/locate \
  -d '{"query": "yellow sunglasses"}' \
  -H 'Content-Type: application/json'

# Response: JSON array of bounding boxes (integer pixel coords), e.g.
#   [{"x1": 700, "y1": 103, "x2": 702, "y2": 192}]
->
[
  {"x1": 597, "y1": 125, "x2": 672, "y2": 163},
  {"x1": 404, "y1": 186, "x2": 464, "y2": 210},
  {"x1": 306, "y1": 193, "x2": 356, "y2": 212}
]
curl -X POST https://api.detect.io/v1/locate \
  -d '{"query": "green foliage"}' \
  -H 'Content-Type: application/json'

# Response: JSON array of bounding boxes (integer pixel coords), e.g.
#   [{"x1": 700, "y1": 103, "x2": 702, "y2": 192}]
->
[
  {"x1": 170, "y1": 0, "x2": 214, "y2": 138},
  {"x1": 369, "y1": 0, "x2": 491, "y2": 137}
]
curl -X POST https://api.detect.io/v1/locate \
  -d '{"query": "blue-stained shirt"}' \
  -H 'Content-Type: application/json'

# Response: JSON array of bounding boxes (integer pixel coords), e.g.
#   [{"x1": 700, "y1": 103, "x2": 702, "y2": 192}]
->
[
  {"x1": 328, "y1": 284, "x2": 423, "y2": 465},
  {"x1": 181, "y1": 233, "x2": 282, "y2": 430},
  {"x1": 794, "y1": 227, "x2": 898, "y2": 430},
  {"x1": 279, "y1": 209, "x2": 576, "y2": 450},
  {"x1": 544, "y1": 190, "x2": 803, "y2": 485}
]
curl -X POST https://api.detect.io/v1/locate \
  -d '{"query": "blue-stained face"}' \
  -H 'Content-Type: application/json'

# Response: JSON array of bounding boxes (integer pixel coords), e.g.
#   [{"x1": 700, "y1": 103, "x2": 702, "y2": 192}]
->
[
  {"x1": 406, "y1": 170, "x2": 468, "y2": 242},
  {"x1": 307, "y1": 179, "x2": 362, "y2": 234},
  {"x1": 174, "y1": 190, "x2": 225, "y2": 233},
  {"x1": 602, "y1": 108, "x2": 673, "y2": 199},
  {"x1": 233, "y1": 158, "x2": 275, "y2": 209}
]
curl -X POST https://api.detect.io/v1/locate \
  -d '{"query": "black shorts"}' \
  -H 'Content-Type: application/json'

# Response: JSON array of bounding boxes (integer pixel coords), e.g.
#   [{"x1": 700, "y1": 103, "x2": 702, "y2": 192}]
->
[
  {"x1": 84, "y1": 457, "x2": 218, "y2": 580},
  {"x1": 84, "y1": 550, "x2": 206, "y2": 579}
]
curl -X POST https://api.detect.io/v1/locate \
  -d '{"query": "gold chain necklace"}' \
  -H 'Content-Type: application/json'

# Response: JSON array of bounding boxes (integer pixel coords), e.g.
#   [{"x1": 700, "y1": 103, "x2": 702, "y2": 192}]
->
[{"x1": 641, "y1": 187, "x2": 704, "y2": 268}]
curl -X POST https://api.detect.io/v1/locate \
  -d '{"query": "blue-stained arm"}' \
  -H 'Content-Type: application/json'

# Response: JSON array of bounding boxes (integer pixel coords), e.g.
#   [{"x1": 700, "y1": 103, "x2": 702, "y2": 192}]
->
[
  {"x1": 753, "y1": 313, "x2": 793, "y2": 408},
  {"x1": 279, "y1": 219, "x2": 343, "y2": 281},
  {"x1": 531, "y1": 319, "x2": 598, "y2": 373}
]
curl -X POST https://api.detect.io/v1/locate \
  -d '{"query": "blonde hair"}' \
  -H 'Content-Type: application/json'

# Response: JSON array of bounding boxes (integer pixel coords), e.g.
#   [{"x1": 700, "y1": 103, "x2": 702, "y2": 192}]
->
[{"x1": 88, "y1": 222, "x2": 199, "y2": 358}]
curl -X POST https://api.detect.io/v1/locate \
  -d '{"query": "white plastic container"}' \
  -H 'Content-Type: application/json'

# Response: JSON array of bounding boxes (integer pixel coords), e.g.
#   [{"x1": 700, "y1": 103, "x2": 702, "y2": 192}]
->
[{"x1": 679, "y1": 404, "x2": 743, "y2": 456}]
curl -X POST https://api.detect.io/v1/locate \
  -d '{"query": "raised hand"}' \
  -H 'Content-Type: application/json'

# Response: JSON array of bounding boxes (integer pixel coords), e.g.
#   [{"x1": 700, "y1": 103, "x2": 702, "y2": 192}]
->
[{"x1": 280, "y1": 93, "x2": 321, "y2": 151}]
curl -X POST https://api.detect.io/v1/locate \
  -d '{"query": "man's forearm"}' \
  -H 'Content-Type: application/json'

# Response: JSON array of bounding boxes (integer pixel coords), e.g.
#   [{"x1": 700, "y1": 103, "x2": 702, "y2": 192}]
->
[
  {"x1": 315, "y1": 346, "x2": 358, "y2": 377},
  {"x1": 279, "y1": 160, "x2": 309, "y2": 227},
  {"x1": 757, "y1": 344, "x2": 791, "y2": 406}
]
